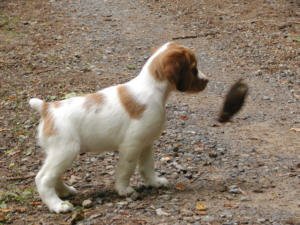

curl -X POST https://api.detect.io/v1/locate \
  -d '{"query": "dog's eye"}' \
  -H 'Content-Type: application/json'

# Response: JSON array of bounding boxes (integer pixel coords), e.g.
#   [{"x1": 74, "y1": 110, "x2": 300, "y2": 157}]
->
[{"x1": 192, "y1": 68, "x2": 198, "y2": 77}]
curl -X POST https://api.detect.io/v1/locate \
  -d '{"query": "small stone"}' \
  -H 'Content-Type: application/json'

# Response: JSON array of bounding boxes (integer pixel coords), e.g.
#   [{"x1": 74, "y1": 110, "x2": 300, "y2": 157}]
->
[
  {"x1": 129, "y1": 191, "x2": 140, "y2": 201},
  {"x1": 116, "y1": 201, "x2": 128, "y2": 207},
  {"x1": 208, "y1": 152, "x2": 218, "y2": 158},
  {"x1": 68, "y1": 175, "x2": 79, "y2": 185},
  {"x1": 240, "y1": 196, "x2": 251, "y2": 202},
  {"x1": 96, "y1": 198, "x2": 103, "y2": 205},
  {"x1": 82, "y1": 199, "x2": 93, "y2": 208},
  {"x1": 202, "y1": 215, "x2": 215, "y2": 222},
  {"x1": 105, "y1": 202, "x2": 113, "y2": 207},
  {"x1": 257, "y1": 218, "x2": 266, "y2": 223},
  {"x1": 156, "y1": 208, "x2": 170, "y2": 216},
  {"x1": 220, "y1": 210, "x2": 233, "y2": 219},
  {"x1": 262, "y1": 96, "x2": 271, "y2": 101},
  {"x1": 255, "y1": 70, "x2": 263, "y2": 76},
  {"x1": 180, "y1": 208, "x2": 194, "y2": 216},
  {"x1": 229, "y1": 185, "x2": 241, "y2": 194}
]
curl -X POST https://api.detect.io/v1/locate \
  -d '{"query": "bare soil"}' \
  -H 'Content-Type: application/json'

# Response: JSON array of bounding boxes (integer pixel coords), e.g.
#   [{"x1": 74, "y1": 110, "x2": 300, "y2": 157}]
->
[{"x1": 0, "y1": 0, "x2": 299, "y2": 224}]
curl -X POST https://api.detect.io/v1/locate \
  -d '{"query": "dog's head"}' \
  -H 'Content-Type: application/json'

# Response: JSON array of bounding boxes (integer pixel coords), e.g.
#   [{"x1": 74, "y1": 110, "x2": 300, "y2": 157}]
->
[{"x1": 149, "y1": 42, "x2": 208, "y2": 92}]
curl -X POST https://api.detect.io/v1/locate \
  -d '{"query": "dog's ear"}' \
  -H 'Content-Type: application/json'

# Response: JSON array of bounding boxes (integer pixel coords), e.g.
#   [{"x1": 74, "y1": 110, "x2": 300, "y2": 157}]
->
[{"x1": 163, "y1": 49, "x2": 191, "y2": 92}]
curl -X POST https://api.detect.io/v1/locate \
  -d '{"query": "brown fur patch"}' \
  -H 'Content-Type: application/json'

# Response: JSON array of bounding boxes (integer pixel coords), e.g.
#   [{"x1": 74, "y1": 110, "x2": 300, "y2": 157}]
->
[
  {"x1": 41, "y1": 103, "x2": 56, "y2": 137},
  {"x1": 83, "y1": 93, "x2": 105, "y2": 110},
  {"x1": 117, "y1": 85, "x2": 146, "y2": 119},
  {"x1": 149, "y1": 43, "x2": 207, "y2": 92}
]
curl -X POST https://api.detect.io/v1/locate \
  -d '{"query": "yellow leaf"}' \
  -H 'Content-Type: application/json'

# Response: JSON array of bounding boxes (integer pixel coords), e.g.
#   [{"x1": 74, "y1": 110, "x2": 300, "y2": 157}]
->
[{"x1": 196, "y1": 202, "x2": 207, "y2": 211}]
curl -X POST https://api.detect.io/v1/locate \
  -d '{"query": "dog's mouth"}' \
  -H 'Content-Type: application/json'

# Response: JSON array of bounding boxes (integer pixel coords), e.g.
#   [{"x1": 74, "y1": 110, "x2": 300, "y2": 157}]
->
[{"x1": 188, "y1": 78, "x2": 209, "y2": 93}]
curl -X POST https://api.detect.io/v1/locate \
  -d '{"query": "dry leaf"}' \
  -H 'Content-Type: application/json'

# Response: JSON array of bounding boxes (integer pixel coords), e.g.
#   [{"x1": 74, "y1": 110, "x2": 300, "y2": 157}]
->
[
  {"x1": 31, "y1": 201, "x2": 42, "y2": 206},
  {"x1": 224, "y1": 203, "x2": 239, "y2": 208},
  {"x1": 175, "y1": 182, "x2": 186, "y2": 191},
  {"x1": 180, "y1": 115, "x2": 189, "y2": 121},
  {"x1": 197, "y1": 211, "x2": 207, "y2": 215},
  {"x1": 16, "y1": 207, "x2": 27, "y2": 213},
  {"x1": 196, "y1": 202, "x2": 207, "y2": 211},
  {"x1": 290, "y1": 127, "x2": 300, "y2": 132},
  {"x1": 0, "y1": 212, "x2": 6, "y2": 222},
  {"x1": 0, "y1": 208, "x2": 11, "y2": 213}
]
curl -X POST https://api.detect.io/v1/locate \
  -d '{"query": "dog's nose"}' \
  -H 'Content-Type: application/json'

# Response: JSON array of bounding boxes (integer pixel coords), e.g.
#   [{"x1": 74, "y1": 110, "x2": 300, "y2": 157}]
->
[
  {"x1": 199, "y1": 77, "x2": 209, "y2": 87},
  {"x1": 200, "y1": 77, "x2": 208, "y2": 83}
]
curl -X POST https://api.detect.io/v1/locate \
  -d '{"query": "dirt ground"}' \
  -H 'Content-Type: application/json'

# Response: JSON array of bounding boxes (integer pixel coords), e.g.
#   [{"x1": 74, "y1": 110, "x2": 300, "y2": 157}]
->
[{"x1": 0, "y1": 0, "x2": 299, "y2": 224}]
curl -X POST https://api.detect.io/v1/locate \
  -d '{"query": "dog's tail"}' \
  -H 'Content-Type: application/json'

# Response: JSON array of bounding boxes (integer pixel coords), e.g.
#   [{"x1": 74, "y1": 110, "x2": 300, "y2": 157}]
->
[{"x1": 29, "y1": 98, "x2": 44, "y2": 113}]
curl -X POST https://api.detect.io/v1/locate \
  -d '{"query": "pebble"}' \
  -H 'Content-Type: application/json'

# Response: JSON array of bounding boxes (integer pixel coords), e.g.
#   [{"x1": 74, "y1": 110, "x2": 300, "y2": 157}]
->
[
  {"x1": 95, "y1": 198, "x2": 103, "y2": 205},
  {"x1": 180, "y1": 208, "x2": 194, "y2": 216},
  {"x1": 240, "y1": 196, "x2": 251, "y2": 202},
  {"x1": 229, "y1": 185, "x2": 242, "y2": 194},
  {"x1": 220, "y1": 210, "x2": 233, "y2": 219},
  {"x1": 262, "y1": 96, "x2": 271, "y2": 101},
  {"x1": 254, "y1": 70, "x2": 263, "y2": 76},
  {"x1": 129, "y1": 191, "x2": 140, "y2": 201},
  {"x1": 202, "y1": 215, "x2": 215, "y2": 222},
  {"x1": 257, "y1": 218, "x2": 266, "y2": 223},
  {"x1": 68, "y1": 175, "x2": 79, "y2": 185},
  {"x1": 116, "y1": 201, "x2": 128, "y2": 207},
  {"x1": 156, "y1": 208, "x2": 170, "y2": 216},
  {"x1": 82, "y1": 199, "x2": 93, "y2": 208}
]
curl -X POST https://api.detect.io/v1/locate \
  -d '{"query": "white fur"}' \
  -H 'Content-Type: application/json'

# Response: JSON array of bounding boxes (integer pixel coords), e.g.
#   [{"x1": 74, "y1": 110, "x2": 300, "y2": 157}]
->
[{"x1": 30, "y1": 42, "x2": 207, "y2": 213}]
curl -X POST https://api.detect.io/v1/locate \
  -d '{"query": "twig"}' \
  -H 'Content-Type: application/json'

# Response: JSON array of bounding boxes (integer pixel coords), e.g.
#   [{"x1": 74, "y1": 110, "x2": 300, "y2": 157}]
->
[
  {"x1": 4, "y1": 174, "x2": 35, "y2": 181},
  {"x1": 172, "y1": 35, "x2": 198, "y2": 40}
]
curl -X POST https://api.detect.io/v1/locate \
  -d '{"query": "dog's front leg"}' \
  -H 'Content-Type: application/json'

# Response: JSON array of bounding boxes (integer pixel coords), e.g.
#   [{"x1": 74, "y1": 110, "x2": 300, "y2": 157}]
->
[
  {"x1": 115, "y1": 148, "x2": 138, "y2": 196},
  {"x1": 138, "y1": 145, "x2": 169, "y2": 188}
]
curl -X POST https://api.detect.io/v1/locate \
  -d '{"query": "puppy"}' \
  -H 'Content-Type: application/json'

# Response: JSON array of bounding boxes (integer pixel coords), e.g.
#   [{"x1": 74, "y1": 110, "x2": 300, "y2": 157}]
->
[{"x1": 29, "y1": 42, "x2": 208, "y2": 213}]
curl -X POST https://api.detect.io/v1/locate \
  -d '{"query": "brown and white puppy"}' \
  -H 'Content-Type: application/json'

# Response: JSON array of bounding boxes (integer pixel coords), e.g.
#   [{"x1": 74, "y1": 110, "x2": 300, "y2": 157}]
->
[{"x1": 29, "y1": 42, "x2": 208, "y2": 213}]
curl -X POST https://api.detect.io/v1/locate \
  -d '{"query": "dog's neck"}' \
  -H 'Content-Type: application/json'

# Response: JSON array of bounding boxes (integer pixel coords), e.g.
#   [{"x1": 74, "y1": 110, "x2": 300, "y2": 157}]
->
[
  {"x1": 127, "y1": 66, "x2": 171, "y2": 106},
  {"x1": 126, "y1": 43, "x2": 173, "y2": 105}
]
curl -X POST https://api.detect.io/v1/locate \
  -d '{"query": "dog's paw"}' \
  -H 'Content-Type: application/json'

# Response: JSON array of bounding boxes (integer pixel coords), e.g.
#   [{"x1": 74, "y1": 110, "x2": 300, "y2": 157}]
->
[
  {"x1": 146, "y1": 176, "x2": 169, "y2": 188},
  {"x1": 116, "y1": 186, "x2": 136, "y2": 196},
  {"x1": 50, "y1": 201, "x2": 74, "y2": 213}
]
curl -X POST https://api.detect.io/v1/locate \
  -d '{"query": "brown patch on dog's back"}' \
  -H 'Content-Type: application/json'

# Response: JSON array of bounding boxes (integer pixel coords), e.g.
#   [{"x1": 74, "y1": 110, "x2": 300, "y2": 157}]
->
[
  {"x1": 117, "y1": 85, "x2": 146, "y2": 119},
  {"x1": 83, "y1": 93, "x2": 105, "y2": 110},
  {"x1": 41, "y1": 103, "x2": 56, "y2": 137}
]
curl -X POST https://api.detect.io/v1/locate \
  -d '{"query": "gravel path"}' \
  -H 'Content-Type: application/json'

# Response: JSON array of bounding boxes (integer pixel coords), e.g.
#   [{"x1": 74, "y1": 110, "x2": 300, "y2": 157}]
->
[{"x1": 0, "y1": 0, "x2": 299, "y2": 224}]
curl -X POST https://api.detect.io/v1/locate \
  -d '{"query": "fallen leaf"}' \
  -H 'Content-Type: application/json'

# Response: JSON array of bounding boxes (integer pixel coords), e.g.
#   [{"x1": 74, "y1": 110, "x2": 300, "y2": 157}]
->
[
  {"x1": 290, "y1": 127, "x2": 300, "y2": 132},
  {"x1": 0, "y1": 208, "x2": 11, "y2": 213},
  {"x1": 196, "y1": 202, "x2": 207, "y2": 211},
  {"x1": 197, "y1": 210, "x2": 207, "y2": 215},
  {"x1": 31, "y1": 201, "x2": 42, "y2": 206},
  {"x1": 0, "y1": 212, "x2": 6, "y2": 222},
  {"x1": 224, "y1": 203, "x2": 239, "y2": 208},
  {"x1": 180, "y1": 115, "x2": 189, "y2": 121},
  {"x1": 15, "y1": 207, "x2": 27, "y2": 213},
  {"x1": 161, "y1": 156, "x2": 172, "y2": 162},
  {"x1": 175, "y1": 182, "x2": 186, "y2": 191},
  {"x1": 69, "y1": 210, "x2": 84, "y2": 225}
]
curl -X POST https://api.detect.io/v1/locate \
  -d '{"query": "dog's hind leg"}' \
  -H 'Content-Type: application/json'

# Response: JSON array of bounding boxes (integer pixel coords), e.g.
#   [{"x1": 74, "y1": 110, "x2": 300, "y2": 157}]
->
[{"x1": 35, "y1": 143, "x2": 79, "y2": 213}]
